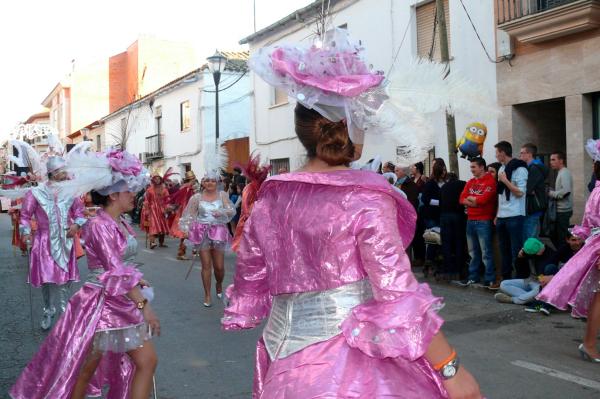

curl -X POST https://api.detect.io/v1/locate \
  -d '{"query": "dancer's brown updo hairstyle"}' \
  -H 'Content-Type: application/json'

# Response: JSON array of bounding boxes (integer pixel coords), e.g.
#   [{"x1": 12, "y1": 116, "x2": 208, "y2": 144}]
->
[{"x1": 294, "y1": 103, "x2": 355, "y2": 166}]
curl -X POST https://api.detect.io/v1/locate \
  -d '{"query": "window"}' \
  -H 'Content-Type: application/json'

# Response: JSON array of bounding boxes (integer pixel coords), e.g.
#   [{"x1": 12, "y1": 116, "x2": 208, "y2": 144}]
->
[
  {"x1": 593, "y1": 93, "x2": 600, "y2": 140},
  {"x1": 180, "y1": 100, "x2": 191, "y2": 131},
  {"x1": 96, "y1": 135, "x2": 101, "y2": 152},
  {"x1": 182, "y1": 163, "x2": 191, "y2": 173},
  {"x1": 416, "y1": 0, "x2": 451, "y2": 61},
  {"x1": 269, "y1": 158, "x2": 290, "y2": 175},
  {"x1": 271, "y1": 87, "x2": 288, "y2": 107}
]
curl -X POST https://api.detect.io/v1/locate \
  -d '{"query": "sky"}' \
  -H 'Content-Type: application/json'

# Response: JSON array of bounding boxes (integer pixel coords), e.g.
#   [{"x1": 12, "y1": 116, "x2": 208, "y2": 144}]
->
[{"x1": 0, "y1": 0, "x2": 314, "y2": 141}]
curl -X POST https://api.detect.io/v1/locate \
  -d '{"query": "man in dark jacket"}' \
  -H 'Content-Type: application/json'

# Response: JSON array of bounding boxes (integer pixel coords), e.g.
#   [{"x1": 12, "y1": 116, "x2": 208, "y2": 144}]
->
[
  {"x1": 519, "y1": 143, "x2": 549, "y2": 239},
  {"x1": 439, "y1": 173, "x2": 467, "y2": 279},
  {"x1": 394, "y1": 165, "x2": 419, "y2": 209}
]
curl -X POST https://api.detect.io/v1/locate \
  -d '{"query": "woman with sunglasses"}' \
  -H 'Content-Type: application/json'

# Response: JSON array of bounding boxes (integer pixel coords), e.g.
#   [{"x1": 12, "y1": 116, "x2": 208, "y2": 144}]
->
[{"x1": 180, "y1": 172, "x2": 235, "y2": 307}]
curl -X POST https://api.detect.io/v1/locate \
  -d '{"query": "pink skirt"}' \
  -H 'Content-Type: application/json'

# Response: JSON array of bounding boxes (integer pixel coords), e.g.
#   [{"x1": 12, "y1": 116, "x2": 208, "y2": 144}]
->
[
  {"x1": 252, "y1": 335, "x2": 447, "y2": 398},
  {"x1": 187, "y1": 223, "x2": 231, "y2": 251}
]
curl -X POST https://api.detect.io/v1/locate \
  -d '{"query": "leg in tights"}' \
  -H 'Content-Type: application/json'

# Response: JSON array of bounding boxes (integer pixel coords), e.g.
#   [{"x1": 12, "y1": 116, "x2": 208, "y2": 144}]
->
[
  {"x1": 211, "y1": 248, "x2": 225, "y2": 296},
  {"x1": 584, "y1": 292, "x2": 600, "y2": 358},
  {"x1": 199, "y1": 249, "x2": 213, "y2": 304},
  {"x1": 70, "y1": 350, "x2": 103, "y2": 399}
]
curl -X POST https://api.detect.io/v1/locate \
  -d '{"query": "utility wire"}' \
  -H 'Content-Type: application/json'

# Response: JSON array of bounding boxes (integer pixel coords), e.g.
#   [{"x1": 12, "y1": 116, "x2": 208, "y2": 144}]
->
[
  {"x1": 428, "y1": 4, "x2": 439, "y2": 61},
  {"x1": 458, "y1": 0, "x2": 507, "y2": 64},
  {"x1": 388, "y1": 2, "x2": 414, "y2": 75},
  {"x1": 203, "y1": 70, "x2": 248, "y2": 93}
]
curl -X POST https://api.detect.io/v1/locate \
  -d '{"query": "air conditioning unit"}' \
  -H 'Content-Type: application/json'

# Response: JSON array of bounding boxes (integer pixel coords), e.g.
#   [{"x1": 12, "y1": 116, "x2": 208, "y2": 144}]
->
[{"x1": 496, "y1": 29, "x2": 514, "y2": 58}]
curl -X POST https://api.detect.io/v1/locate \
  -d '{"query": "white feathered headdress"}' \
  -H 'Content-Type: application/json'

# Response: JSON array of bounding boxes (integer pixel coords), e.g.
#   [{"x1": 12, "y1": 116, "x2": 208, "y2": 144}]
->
[
  {"x1": 202, "y1": 141, "x2": 229, "y2": 181},
  {"x1": 9, "y1": 140, "x2": 46, "y2": 180}
]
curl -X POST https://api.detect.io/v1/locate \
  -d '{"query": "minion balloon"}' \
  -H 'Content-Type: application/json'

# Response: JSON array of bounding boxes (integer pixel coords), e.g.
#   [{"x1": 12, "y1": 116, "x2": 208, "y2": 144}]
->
[{"x1": 457, "y1": 122, "x2": 487, "y2": 160}]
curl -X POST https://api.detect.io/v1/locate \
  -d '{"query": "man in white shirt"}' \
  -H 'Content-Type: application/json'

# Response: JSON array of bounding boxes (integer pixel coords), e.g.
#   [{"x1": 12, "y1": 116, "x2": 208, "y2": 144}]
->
[{"x1": 495, "y1": 141, "x2": 529, "y2": 281}]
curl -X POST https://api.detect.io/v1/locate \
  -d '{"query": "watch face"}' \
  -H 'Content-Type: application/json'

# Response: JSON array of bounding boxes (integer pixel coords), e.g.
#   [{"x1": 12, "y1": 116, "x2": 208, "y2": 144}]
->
[{"x1": 443, "y1": 366, "x2": 457, "y2": 379}]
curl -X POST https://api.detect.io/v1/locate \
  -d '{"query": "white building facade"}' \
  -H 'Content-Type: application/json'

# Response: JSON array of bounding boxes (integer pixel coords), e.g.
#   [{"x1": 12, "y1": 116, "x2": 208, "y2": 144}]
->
[
  {"x1": 242, "y1": 0, "x2": 499, "y2": 177},
  {"x1": 101, "y1": 57, "x2": 251, "y2": 179}
]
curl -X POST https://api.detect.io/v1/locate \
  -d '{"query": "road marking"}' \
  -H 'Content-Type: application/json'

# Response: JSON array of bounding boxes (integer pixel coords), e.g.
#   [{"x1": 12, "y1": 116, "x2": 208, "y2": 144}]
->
[{"x1": 511, "y1": 360, "x2": 600, "y2": 391}]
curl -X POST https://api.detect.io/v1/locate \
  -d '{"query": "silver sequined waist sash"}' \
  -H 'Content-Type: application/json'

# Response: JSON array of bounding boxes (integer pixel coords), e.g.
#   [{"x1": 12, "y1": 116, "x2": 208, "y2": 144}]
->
[
  {"x1": 85, "y1": 268, "x2": 105, "y2": 286},
  {"x1": 263, "y1": 279, "x2": 373, "y2": 361}
]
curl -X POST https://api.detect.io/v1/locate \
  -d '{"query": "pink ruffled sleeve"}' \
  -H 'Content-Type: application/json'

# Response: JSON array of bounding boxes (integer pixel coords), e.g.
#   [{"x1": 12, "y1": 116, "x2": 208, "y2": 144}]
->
[
  {"x1": 222, "y1": 207, "x2": 271, "y2": 330},
  {"x1": 69, "y1": 197, "x2": 88, "y2": 227},
  {"x1": 83, "y1": 221, "x2": 142, "y2": 297},
  {"x1": 19, "y1": 191, "x2": 36, "y2": 235},
  {"x1": 573, "y1": 184, "x2": 600, "y2": 240},
  {"x1": 341, "y1": 196, "x2": 444, "y2": 361}
]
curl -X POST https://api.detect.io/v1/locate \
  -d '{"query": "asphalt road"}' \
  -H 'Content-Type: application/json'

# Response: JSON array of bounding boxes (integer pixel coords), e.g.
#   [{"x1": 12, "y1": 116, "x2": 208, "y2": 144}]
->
[{"x1": 1, "y1": 213, "x2": 599, "y2": 398}]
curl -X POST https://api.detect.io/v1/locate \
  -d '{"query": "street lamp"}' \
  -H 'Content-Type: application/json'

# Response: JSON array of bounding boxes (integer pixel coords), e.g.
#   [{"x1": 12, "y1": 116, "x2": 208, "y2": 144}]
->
[
  {"x1": 206, "y1": 50, "x2": 227, "y2": 142},
  {"x1": 80, "y1": 127, "x2": 90, "y2": 141}
]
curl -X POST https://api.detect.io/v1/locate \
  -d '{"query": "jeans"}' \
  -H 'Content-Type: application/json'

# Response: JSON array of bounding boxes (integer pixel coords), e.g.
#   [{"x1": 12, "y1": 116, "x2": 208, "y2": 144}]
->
[
  {"x1": 466, "y1": 220, "x2": 495, "y2": 283},
  {"x1": 553, "y1": 210, "x2": 572, "y2": 248},
  {"x1": 523, "y1": 214, "x2": 541, "y2": 240},
  {"x1": 500, "y1": 279, "x2": 541, "y2": 305},
  {"x1": 440, "y1": 213, "x2": 466, "y2": 275},
  {"x1": 496, "y1": 215, "x2": 525, "y2": 280}
]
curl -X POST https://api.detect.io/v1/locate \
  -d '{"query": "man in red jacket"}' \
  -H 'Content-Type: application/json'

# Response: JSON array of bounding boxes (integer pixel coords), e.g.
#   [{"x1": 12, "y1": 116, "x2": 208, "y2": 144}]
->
[{"x1": 459, "y1": 158, "x2": 498, "y2": 288}]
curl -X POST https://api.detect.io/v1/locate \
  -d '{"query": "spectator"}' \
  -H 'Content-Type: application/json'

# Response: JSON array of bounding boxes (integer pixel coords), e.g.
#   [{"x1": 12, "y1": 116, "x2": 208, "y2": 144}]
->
[
  {"x1": 410, "y1": 162, "x2": 428, "y2": 267},
  {"x1": 487, "y1": 162, "x2": 501, "y2": 179},
  {"x1": 394, "y1": 165, "x2": 418, "y2": 209},
  {"x1": 232, "y1": 166, "x2": 247, "y2": 187},
  {"x1": 458, "y1": 158, "x2": 498, "y2": 288},
  {"x1": 495, "y1": 141, "x2": 528, "y2": 280},
  {"x1": 439, "y1": 172, "x2": 467, "y2": 280},
  {"x1": 519, "y1": 143, "x2": 548, "y2": 239},
  {"x1": 487, "y1": 161, "x2": 503, "y2": 283},
  {"x1": 549, "y1": 151, "x2": 573, "y2": 247},
  {"x1": 421, "y1": 158, "x2": 448, "y2": 276},
  {"x1": 383, "y1": 161, "x2": 397, "y2": 185},
  {"x1": 494, "y1": 235, "x2": 583, "y2": 314}
]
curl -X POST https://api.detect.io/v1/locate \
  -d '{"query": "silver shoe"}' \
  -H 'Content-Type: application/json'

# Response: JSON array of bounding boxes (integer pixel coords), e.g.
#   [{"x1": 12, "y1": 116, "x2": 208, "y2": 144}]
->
[
  {"x1": 40, "y1": 308, "x2": 54, "y2": 330},
  {"x1": 578, "y1": 344, "x2": 600, "y2": 363}
]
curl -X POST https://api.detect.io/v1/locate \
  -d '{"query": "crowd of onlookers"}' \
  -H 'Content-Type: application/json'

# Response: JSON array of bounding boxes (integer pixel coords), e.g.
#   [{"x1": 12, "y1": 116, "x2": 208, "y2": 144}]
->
[{"x1": 382, "y1": 141, "x2": 585, "y2": 315}]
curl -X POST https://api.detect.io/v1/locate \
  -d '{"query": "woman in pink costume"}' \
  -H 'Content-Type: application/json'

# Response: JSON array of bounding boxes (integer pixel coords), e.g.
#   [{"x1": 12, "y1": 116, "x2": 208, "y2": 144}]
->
[
  {"x1": 538, "y1": 139, "x2": 600, "y2": 363},
  {"x1": 10, "y1": 150, "x2": 160, "y2": 399},
  {"x1": 180, "y1": 171, "x2": 235, "y2": 307}
]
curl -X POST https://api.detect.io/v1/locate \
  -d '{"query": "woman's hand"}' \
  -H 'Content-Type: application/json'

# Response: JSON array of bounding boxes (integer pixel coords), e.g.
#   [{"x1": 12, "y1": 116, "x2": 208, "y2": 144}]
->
[
  {"x1": 66, "y1": 224, "x2": 80, "y2": 238},
  {"x1": 139, "y1": 279, "x2": 151, "y2": 288},
  {"x1": 143, "y1": 305, "x2": 161, "y2": 336},
  {"x1": 442, "y1": 367, "x2": 482, "y2": 399}
]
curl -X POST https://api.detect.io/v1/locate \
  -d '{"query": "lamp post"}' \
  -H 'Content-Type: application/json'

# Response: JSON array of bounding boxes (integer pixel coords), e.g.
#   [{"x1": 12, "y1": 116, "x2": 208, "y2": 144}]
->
[
  {"x1": 80, "y1": 127, "x2": 90, "y2": 141},
  {"x1": 206, "y1": 50, "x2": 227, "y2": 143}
]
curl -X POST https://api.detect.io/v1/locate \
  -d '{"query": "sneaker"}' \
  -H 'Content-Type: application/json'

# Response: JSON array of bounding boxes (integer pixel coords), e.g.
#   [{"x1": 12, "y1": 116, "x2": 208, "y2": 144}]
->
[
  {"x1": 485, "y1": 282, "x2": 501, "y2": 290},
  {"x1": 539, "y1": 306, "x2": 551, "y2": 316},
  {"x1": 455, "y1": 279, "x2": 477, "y2": 287},
  {"x1": 524, "y1": 304, "x2": 542, "y2": 313},
  {"x1": 494, "y1": 292, "x2": 513, "y2": 304}
]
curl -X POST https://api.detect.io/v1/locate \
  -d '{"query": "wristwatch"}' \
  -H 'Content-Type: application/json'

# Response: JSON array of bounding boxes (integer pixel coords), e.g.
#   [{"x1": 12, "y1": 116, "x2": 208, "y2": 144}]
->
[
  {"x1": 439, "y1": 357, "x2": 460, "y2": 380},
  {"x1": 136, "y1": 299, "x2": 148, "y2": 310}
]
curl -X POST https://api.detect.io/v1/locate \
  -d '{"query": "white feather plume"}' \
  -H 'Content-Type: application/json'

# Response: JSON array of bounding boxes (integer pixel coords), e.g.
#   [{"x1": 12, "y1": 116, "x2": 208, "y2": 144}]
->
[
  {"x1": 0, "y1": 188, "x2": 30, "y2": 200},
  {"x1": 9, "y1": 140, "x2": 46, "y2": 178},
  {"x1": 56, "y1": 152, "x2": 113, "y2": 198},
  {"x1": 387, "y1": 58, "x2": 501, "y2": 121},
  {"x1": 66, "y1": 141, "x2": 93, "y2": 161},
  {"x1": 203, "y1": 141, "x2": 229, "y2": 176},
  {"x1": 47, "y1": 134, "x2": 65, "y2": 156}
]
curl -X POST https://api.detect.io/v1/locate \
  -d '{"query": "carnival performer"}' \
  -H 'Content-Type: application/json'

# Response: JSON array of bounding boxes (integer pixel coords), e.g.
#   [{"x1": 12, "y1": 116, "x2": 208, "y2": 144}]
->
[
  {"x1": 180, "y1": 169, "x2": 235, "y2": 307},
  {"x1": 231, "y1": 153, "x2": 271, "y2": 252},
  {"x1": 2, "y1": 173, "x2": 31, "y2": 257},
  {"x1": 168, "y1": 170, "x2": 198, "y2": 260},
  {"x1": 537, "y1": 138, "x2": 600, "y2": 363},
  {"x1": 10, "y1": 149, "x2": 159, "y2": 399},
  {"x1": 141, "y1": 170, "x2": 173, "y2": 249},
  {"x1": 19, "y1": 155, "x2": 87, "y2": 330},
  {"x1": 222, "y1": 28, "x2": 497, "y2": 398}
]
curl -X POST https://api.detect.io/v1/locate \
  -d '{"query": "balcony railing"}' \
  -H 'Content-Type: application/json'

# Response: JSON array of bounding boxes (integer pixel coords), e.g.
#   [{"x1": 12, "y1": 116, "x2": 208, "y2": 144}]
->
[
  {"x1": 497, "y1": 0, "x2": 579, "y2": 24},
  {"x1": 144, "y1": 134, "x2": 163, "y2": 161}
]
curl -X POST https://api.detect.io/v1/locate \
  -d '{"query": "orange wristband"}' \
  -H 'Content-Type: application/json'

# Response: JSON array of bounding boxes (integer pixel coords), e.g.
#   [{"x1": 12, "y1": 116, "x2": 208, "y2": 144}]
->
[{"x1": 433, "y1": 350, "x2": 457, "y2": 371}]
